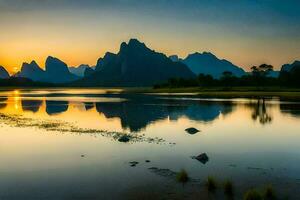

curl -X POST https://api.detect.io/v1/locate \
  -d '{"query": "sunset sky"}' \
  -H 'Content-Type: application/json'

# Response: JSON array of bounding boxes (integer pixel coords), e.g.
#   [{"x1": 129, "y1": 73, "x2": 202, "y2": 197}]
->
[{"x1": 0, "y1": 0, "x2": 299, "y2": 73}]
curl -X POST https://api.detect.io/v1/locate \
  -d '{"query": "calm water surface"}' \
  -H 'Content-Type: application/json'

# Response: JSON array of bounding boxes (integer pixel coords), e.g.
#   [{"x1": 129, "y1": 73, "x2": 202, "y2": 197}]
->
[{"x1": 0, "y1": 89, "x2": 300, "y2": 199}]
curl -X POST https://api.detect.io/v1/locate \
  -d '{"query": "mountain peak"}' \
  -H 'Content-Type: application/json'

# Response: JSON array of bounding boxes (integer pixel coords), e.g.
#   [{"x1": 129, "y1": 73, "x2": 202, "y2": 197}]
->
[
  {"x1": 0, "y1": 65, "x2": 10, "y2": 79},
  {"x1": 281, "y1": 60, "x2": 300, "y2": 72},
  {"x1": 21, "y1": 60, "x2": 43, "y2": 71},
  {"x1": 183, "y1": 52, "x2": 245, "y2": 78},
  {"x1": 128, "y1": 38, "x2": 144, "y2": 46},
  {"x1": 121, "y1": 38, "x2": 147, "y2": 51},
  {"x1": 30, "y1": 60, "x2": 39, "y2": 66},
  {"x1": 189, "y1": 52, "x2": 216, "y2": 59}
]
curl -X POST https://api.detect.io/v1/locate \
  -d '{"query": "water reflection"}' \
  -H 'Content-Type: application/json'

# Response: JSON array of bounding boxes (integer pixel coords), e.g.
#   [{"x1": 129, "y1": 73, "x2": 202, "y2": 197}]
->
[
  {"x1": 96, "y1": 98, "x2": 233, "y2": 132},
  {"x1": 280, "y1": 103, "x2": 300, "y2": 117},
  {"x1": 1, "y1": 90, "x2": 300, "y2": 133},
  {"x1": 21, "y1": 99, "x2": 43, "y2": 113},
  {"x1": 250, "y1": 99, "x2": 273, "y2": 124},
  {"x1": 0, "y1": 97, "x2": 7, "y2": 109},
  {"x1": 84, "y1": 102, "x2": 94, "y2": 111},
  {"x1": 45, "y1": 100, "x2": 69, "y2": 115}
]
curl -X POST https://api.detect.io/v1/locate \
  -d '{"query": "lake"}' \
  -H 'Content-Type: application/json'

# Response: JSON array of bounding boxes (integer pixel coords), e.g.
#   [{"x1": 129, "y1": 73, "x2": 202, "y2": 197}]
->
[{"x1": 0, "y1": 89, "x2": 299, "y2": 199}]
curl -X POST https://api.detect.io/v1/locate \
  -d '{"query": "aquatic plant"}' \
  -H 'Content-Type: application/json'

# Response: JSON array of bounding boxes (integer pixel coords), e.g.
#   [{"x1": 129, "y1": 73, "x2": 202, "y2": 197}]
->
[
  {"x1": 243, "y1": 189, "x2": 263, "y2": 200},
  {"x1": 263, "y1": 185, "x2": 276, "y2": 200},
  {"x1": 223, "y1": 180, "x2": 234, "y2": 197},
  {"x1": 205, "y1": 176, "x2": 217, "y2": 193},
  {"x1": 176, "y1": 169, "x2": 189, "y2": 185},
  {"x1": 0, "y1": 112, "x2": 166, "y2": 144}
]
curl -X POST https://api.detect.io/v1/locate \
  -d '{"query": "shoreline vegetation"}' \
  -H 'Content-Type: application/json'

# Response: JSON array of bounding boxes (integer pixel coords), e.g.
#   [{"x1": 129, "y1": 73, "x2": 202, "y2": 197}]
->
[{"x1": 2, "y1": 86, "x2": 300, "y2": 100}]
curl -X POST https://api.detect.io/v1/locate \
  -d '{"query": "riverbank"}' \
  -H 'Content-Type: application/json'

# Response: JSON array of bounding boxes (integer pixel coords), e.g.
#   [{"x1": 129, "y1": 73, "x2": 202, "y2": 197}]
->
[
  {"x1": 124, "y1": 87, "x2": 300, "y2": 101},
  {"x1": 1, "y1": 86, "x2": 300, "y2": 101}
]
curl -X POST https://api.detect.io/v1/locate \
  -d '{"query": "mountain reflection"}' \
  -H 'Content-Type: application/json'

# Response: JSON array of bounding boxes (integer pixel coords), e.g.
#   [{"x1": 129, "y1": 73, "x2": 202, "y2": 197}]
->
[
  {"x1": 0, "y1": 97, "x2": 7, "y2": 109},
  {"x1": 5, "y1": 93, "x2": 300, "y2": 132},
  {"x1": 21, "y1": 100, "x2": 43, "y2": 113},
  {"x1": 96, "y1": 97, "x2": 233, "y2": 132},
  {"x1": 84, "y1": 102, "x2": 95, "y2": 111},
  {"x1": 46, "y1": 100, "x2": 69, "y2": 115},
  {"x1": 280, "y1": 103, "x2": 300, "y2": 117}
]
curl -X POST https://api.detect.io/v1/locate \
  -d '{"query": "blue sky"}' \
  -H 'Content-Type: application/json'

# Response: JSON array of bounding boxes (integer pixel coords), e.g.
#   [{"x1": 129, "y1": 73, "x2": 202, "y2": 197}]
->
[{"x1": 0, "y1": 0, "x2": 299, "y2": 72}]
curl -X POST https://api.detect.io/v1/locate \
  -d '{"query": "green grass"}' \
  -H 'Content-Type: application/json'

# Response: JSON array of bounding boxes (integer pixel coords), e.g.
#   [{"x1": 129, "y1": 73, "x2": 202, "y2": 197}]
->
[
  {"x1": 223, "y1": 180, "x2": 234, "y2": 197},
  {"x1": 243, "y1": 189, "x2": 263, "y2": 200},
  {"x1": 176, "y1": 169, "x2": 189, "y2": 185},
  {"x1": 205, "y1": 176, "x2": 217, "y2": 193}
]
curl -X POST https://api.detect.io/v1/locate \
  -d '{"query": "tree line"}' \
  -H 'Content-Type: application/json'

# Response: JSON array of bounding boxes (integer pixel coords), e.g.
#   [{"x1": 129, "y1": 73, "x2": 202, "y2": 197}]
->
[{"x1": 154, "y1": 63, "x2": 300, "y2": 88}]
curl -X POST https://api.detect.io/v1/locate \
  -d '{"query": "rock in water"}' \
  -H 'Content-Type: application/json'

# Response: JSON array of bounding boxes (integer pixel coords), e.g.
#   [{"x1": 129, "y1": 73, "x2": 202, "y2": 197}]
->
[
  {"x1": 193, "y1": 153, "x2": 209, "y2": 164},
  {"x1": 185, "y1": 127, "x2": 200, "y2": 135},
  {"x1": 118, "y1": 135, "x2": 130, "y2": 143}
]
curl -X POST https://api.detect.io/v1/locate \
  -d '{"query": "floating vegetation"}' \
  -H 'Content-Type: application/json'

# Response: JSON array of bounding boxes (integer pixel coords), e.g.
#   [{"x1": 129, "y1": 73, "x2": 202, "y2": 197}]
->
[
  {"x1": 148, "y1": 167, "x2": 177, "y2": 179},
  {"x1": 243, "y1": 189, "x2": 263, "y2": 200},
  {"x1": 176, "y1": 169, "x2": 189, "y2": 185},
  {"x1": 223, "y1": 180, "x2": 234, "y2": 197},
  {"x1": 0, "y1": 113, "x2": 166, "y2": 144},
  {"x1": 263, "y1": 185, "x2": 276, "y2": 200},
  {"x1": 205, "y1": 176, "x2": 217, "y2": 193}
]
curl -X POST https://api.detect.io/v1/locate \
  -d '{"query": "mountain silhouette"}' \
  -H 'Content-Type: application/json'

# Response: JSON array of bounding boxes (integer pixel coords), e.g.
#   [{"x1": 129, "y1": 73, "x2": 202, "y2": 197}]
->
[
  {"x1": 73, "y1": 39, "x2": 196, "y2": 86},
  {"x1": 84, "y1": 67, "x2": 95, "y2": 77},
  {"x1": 95, "y1": 95, "x2": 233, "y2": 132},
  {"x1": 16, "y1": 57, "x2": 79, "y2": 84},
  {"x1": 281, "y1": 60, "x2": 300, "y2": 72},
  {"x1": 69, "y1": 64, "x2": 92, "y2": 77},
  {"x1": 181, "y1": 52, "x2": 245, "y2": 78},
  {"x1": 0, "y1": 66, "x2": 10, "y2": 79},
  {"x1": 17, "y1": 61, "x2": 46, "y2": 81},
  {"x1": 21, "y1": 99, "x2": 43, "y2": 113},
  {"x1": 169, "y1": 55, "x2": 181, "y2": 62},
  {"x1": 44, "y1": 56, "x2": 79, "y2": 83},
  {"x1": 46, "y1": 100, "x2": 69, "y2": 115}
]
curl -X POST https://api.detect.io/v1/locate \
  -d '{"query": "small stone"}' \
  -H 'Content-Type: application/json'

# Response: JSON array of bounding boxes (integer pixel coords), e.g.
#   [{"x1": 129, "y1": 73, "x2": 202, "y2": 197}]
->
[
  {"x1": 118, "y1": 135, "x2": 130, "y2": 143},
  {"x1": 145, "y1": 160, "x2": 150, "y2": 163},
  {"x1": 129, "y1": 161, "x2": 139, "y2": 165},
  {"x1": 193, "y1": 153, "x2": 209, "y2": 164},
  {"x1": 185, "y1": 127, "x2": 200, "y2": 135}
]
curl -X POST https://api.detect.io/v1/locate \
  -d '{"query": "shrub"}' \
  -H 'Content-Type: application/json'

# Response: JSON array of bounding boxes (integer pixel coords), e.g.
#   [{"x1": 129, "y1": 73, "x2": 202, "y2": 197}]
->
[
  {"x1": 244, "y1": 189, "x2": 263, "y2": 200},
  {"x1": 176, "y1": 169, "x2": 189, "y2": 184},
  {"x1": 263, "y1": 185, "x2": 276, "y2": 200},
  {"x1": 224, "y1": 180, "x2": 234, "y2": 197},
  {"x1": 205, "y1": 176, "x2": 217, "y2": 193}
]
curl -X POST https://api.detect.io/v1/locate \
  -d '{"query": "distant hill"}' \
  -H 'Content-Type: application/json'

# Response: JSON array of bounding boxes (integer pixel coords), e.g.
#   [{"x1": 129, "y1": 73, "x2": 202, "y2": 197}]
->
[
  {"x1": 0, "y1": 66, "x2": 10, "y2": 79},
  {"x1": 73, "y1": 39, "x2": 196, "y2": 86},
  {"x1": 17, "y1": 61, "x2": 46, "y2": 82},
  {"x1": 281, "y1": 60, "x2": 300, "y2": 72},
  {"x1": 0, "y1": 77, "x2": 54, "y2": 87},
  {"x1": 180, "y1": 52, "x2": 245, "y2": 78},
  {"x1": 69, "y1": 64, "x2": 92, "y2": 77},
  {"x1": 84, "y1": 67, "x2": 95, "y2": 77},
  {"x1": 280, "y1": 60, "x2": 300, "y2": 87},
  {"x1": 16, "y1": 57, "x2": 79, "y2": 84}
]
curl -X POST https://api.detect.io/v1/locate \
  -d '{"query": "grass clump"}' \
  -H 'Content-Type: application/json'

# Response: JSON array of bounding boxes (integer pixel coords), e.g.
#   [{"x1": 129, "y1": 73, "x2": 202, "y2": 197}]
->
[
  {"x1": 263, "y1": 185, "x2": 276, "y2": 200},
  {"x1": 244, "y1": 189, "x2": 263, "y2": 200},
  {"x1": 223, "y1": 180, "x2": 234, "y2": 197},
  {"x1": 205, "y1": 176, "x2": 217, "y2": 193},
  {"x1": 176, "y1": 169, "x2": 189, "y2": 185}
]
